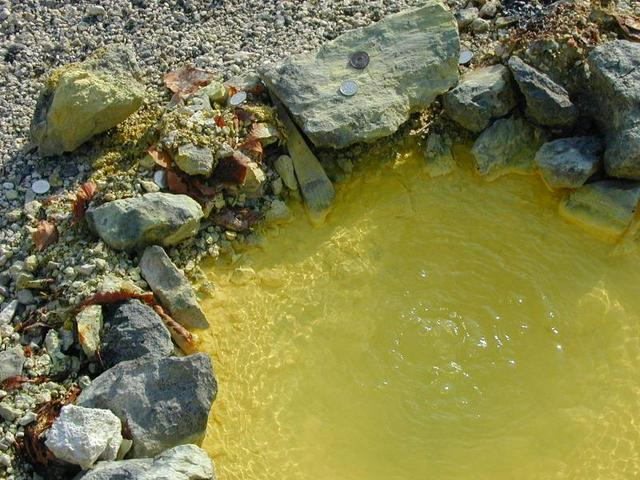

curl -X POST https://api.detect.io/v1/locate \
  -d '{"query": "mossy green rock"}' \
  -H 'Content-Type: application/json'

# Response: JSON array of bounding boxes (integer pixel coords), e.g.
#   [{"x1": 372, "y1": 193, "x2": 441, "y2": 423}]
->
[
  {"x1": 31, "y1": 45, "x2": 145, "y2": 157},
  {"x1": 86, "y1": 193, "x2": 203, "y2": 252},
  {"x1": 259, "y1": 1, "x2": 459, "y2": 148}
]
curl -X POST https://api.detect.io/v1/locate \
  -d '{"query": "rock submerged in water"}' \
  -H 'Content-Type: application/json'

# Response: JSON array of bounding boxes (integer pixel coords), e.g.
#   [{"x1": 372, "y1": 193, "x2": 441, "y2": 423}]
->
[
  {"x1": 443, "y1": 64, "x2": 517, "y2": 132},
  {"x1": 508, "y1": 56, "x2": 577, "y2": 128},
  {"x1": 471, "y1": 116, "x2": 544, "y2": 180},
  {"x1": 535, "y1": 136, "x2": 603, "y2": 190},
  {"x1": 139, "y1": 246, "x2": 209, "y2": 329},
  {"x1": 423, "y1": 133, "x2": 455, "y2": 177},
  {"x1": 31, "y1": 44, "x2": 145, "y2": 157},
  {"x1": 74, "y1": 444, "x2": 216, "y2": 480},
  {"x1": 260, "y1": 1, "x2": 460, "y2": 148},
  {"x1": 78, "y1": 353, "x2": 217, "y2": 459},
  {"x1": 86, "y1": 193, "x2": 203, "y2": 252}
]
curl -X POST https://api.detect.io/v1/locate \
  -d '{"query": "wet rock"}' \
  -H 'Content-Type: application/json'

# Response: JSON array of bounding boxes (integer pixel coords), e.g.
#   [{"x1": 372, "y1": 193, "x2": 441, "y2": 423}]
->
[
  {"x1": 76, "y1": 305, "x2": 103, "y2": 359},
  {"x1": 102, "y1": 300, "x2": 173, "y2": 368},
  {"x1": 508, "y1": 56, "x2": 577, "y2": 128},
  {"x1": 265, "y1": 199, "x2": 293, "y2": 224},
  {"x1": 443, "y1": 64, "x2": 517, "y2": 132},
  {"x1": 86, "y1": 193, "x2": 204, "y2": 251},
  {"x1": 31, "y1": 44, "x2": 145, "y2": 157},
  {"x1": 559, "y1": 180, "x2": 640, "y2": 241},
  {"x1": 274, "y1": 155, "x2": 297, "y2": 190},
  {"x1": 260, "y1": 2, "x2": 460, "y2": 148},
  {"x1": 45, "y1": 405, "x2": 123, "y2": 469},
  {"x1": 175, "y1": 144, "x2": 215, "y2": 177},
  {"x1": 471, "y1": 117, "x2": 544, "y2": 180},
  {"x1": 139, "y1": 246, "x2": 208, "y2": 329},
  {"x1": 74, "y1": 444, "x2": 216, "y2": 480},
  {"x1": 423, "y1": 133, "x2": 455, "y2": 177},
  {"x1": 77, "y1": 353, "x2": 217, "y2": 458},
  {"x1": 0, "y1": 346, "x2": 25, "y2": 382},
  {"x1": 535, "y1": 136, "x2": 603, "y2": 189}
]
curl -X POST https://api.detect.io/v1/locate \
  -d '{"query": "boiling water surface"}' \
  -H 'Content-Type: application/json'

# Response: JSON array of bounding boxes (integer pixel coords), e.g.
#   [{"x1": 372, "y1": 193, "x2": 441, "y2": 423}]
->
[{"x1": 199, "y1": 148, "x2": 640, "y2": 480}]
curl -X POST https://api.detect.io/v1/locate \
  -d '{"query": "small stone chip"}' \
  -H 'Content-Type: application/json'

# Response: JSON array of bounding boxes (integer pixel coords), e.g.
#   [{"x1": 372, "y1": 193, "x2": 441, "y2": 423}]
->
[
  {"x1": 228, "y1": 91, "x2": 247, "y2": 106},
  {"x1": 31, "y1": 179, "x2": 51, "y2": 194},
  {"x1": 349, "y1": 51, "x2": 369, "y2": 69},
  {"x1": 339, "y1": 80, "x2": 358, "y2": 97}
]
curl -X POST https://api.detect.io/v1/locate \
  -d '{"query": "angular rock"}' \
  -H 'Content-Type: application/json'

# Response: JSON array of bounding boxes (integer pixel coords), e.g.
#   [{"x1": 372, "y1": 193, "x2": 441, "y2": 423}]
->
[
  {"x1": 273, "y1": 155, "x2": 297, "y2": 190},
  {"x1": 508, "y1": 56, "x2": 577, "y2": 128},
  {"x1": 76, "y1": 305, "x2": 103, "y2": 359},
  {"x1": 86, "y1": 193, "x2": 204, "y2": 251},
  {"x1": 45, "y1": 405, "x2": 123, "y2": 469},
  {"x1": 559, "y1": 180, "x2": 640, "y2": 241},
  {"x1": 77, "y1": 353, "x2": 217, "y2": 458},
  {"x1": 175, "y1": 144, "x2": 215, "y2": 177},
  {"x1": 443, "y1": 64, "x2": 517, "y2": 132},
  {"x1": 74, "y1": 444, "x2": 216, "y2": 480},
  {"x1": 260, "y1": 2, "x2": 460, "y2": 148},
  {"x1": 0, "y1": 300, "x2": 18, "y2": 325},
  {"x1": 31, "y1": 44, "x2": 145, "y2": 157},
  {"x1": 455, "y1": 7, "x2": 478, "y2": 30},
  {"x1": 0, "y1": 346, "x2": 25, "y2": 383},
  {"x1": 242, "y1": 160, "x2": 267, "y2": 196},
  {"x1": 423, "y1": 133, "x2": 455, "y2": 177},
  {"x1": 265, "y1": 199, "x2": 293, "y2": 225},
  {"x1": 101, "y1": 300, "x2": 173, "y2": 368},
  {"x1": 139, "y1": 246, "x2": 208, "y2": 329},
  {"x1": 535, "y1": 136, "x2": 603, "y2": 189},
  {"x1": 604, "y1": 126, "x2": 640, "y2": 180},
  {"x1": 471, "y1": 117, "x2": 544, "y2": 180}
]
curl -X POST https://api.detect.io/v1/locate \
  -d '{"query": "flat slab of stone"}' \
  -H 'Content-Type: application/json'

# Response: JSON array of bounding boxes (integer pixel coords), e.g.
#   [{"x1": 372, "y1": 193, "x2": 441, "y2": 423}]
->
[
  {"x1": 508, "y1": 56, "x2": 577, "y2": 128},
  {"x1": 535, "y1": 136, "x2": 603, "y2": 189},
  {"x1": 471, "y1": 117, "x2": 544, "y2": 180},
  {"x1": 259, "y1": 1, "x2": 460, "y2": 148},
  {"x1": 86, "y1": 193, "x2": 204, "y2": 252},
  {"x1": 77, "y1": 353, "x2": 217, "y2": 458},
  {"x1": 559, "y1": 180, "x2": 640, "y2": 241},
  {"x1": 443, "y1": 64, "x2": 517, "y2": 132},
  {"x1": 139, "y1": 246, "x2": 209, "y2": 329}
]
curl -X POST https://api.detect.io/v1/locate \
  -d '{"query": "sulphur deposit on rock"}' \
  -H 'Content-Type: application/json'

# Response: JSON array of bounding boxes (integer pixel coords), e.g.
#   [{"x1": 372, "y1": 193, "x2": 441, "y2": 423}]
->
[
  {"x1": 31, "y1": 44, "x2": 145, "y2": 157},
  {"x1": 86, "y1": 193, "x2": 204, "y2": 251},
  {"x1": 45, "y1": 405, "x2": 123, "y2": 469},
  {"x1": 139, "y1": 246, "x2": 209, "y2": 329},
  {"x1": 259, "y1": 1, "x2": 459, "y2": 148},
  {"x1": 559, "y1": 180, "x2": 640, "y2": 241},
  {"x1": 535, "y1": 136, "x2": 603, "y2": 190}
]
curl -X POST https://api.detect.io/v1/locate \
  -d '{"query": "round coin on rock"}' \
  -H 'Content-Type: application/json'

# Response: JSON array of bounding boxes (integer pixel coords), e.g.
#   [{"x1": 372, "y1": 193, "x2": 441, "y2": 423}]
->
[
  {"x1": 459, "y1": 50, "x2": 474, "y2": 65},
  {"x1": 228, "y1": 91, "x2": 247, "y2": 106},
  {"x1": 349, "y1": 51, "x2": 369, "y2": 70},
  {"x1": 339, "y1": 80, "x2": 359, "y2": 97},
  {"x1": 31, "y1": 179, "x2": 51, "y2": 194}
]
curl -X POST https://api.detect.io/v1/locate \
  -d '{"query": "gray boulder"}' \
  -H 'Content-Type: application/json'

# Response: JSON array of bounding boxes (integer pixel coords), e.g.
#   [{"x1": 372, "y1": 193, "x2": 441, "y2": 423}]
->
[
  {"x1": 259, "y1": 1, "x2": 459, "y2": 148},
  {"x1": 559, "y1": 180, "x2": 640, "y2": 241},
  {"x1": 77, "y1": 353, "x2": 217, "y2": 458},
  {"x1": 443, "y1": 64, "x2": 517, "y2": 132},
  {"x1": 139, "y1": 246, "x2": 209, "y2": 329},
  {"x1": 604, "y1": 126, "x2": 640, "y2": 180},
  {"x1": 74, "y1": 444, "x2": 216, "y2": 480},
  {"x1": 31, "y1": 45, "x2": 145, "y2": 157},
  {"x1": 508, "y1": 56, "x2": 577, "y2": 128},
  {"x1": 0, "y1": 346, "x2": 25, "y2": 383},
  {"x1": 535, "y1": 136, "x2": 603, "y2": 189},
  {"x1": 423, "y1": 133, "x2": 455, "y2": 177},
  {"x1": 471, "y1": 117, "x2": 545, "y2": 180},
  {"x1": 86, "y1": 193, "x2": 204, "y2": 252},
  {"x1": 101, "y1": 300, "x2": 174, "y2": 368}
]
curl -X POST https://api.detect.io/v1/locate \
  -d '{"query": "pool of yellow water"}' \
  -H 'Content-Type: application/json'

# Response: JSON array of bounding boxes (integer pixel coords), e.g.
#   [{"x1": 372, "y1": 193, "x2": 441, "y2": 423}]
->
[{"x1": 198, "y1": 147, "x2": 640, "y2": 480}]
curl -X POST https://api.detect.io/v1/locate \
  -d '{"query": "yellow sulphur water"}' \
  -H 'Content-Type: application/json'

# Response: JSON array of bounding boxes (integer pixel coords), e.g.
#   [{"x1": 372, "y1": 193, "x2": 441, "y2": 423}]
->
[{"x1": 199, "y1": 148, "x2": 640, "y2": 480}]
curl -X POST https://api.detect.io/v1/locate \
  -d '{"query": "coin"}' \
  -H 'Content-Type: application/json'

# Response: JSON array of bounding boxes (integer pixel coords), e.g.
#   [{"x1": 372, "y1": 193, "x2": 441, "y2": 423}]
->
[
  {"x1": 31, "y1": 179, "x2": 50, "y2": 194},
  {"x1": 349, "y1": 51, "x2": 369, "y2": 70},
  {"x1": 339, "y1": 80, "x2": 359, "y2": 97},
  {"x1": 459, "y1": 50, "x2": 474, "y2": 65},
  {"x1": 228, "y1": 91, "x2": 247, "y2": 106}
]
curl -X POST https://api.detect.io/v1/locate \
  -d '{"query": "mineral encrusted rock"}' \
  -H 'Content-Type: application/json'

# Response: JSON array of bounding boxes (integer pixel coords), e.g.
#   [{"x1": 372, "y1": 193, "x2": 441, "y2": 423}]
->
[
  {"x1": 31, "y1": 44, "x2": 145, "y2": 157},
  {"x1": 45, "y1": 405, "x2": 123, "y2": 469},
  {"x1": 139, "y1": 246, "x2": 209, "y2": 329},
  {"x1": 76, "y1": 305, "x2": 103, "y2": 359},
  {"x1": 0, "y1": 346, "x2": 25, "y2": 383},
  {"x1": 559, "y1": 180, "x2": 640, "y2": 241},
  {"x1": 535, "y1": 136, "x2": 603, "y2": 189},
  {"x1": 423, "y1": 133, "x2": 455, "y2": 177},
  {"x1": 443, "y1": 64, "x2": 517, "y2": 132},
  {"x1": 74, "y1": 444, "x2": 216, "y2": 480},
  {"x1": 587, "y1": 41, "x2": 640, "y2": 179},
  {"x1": 508, "y1": 56, "x2": 577, "y2": 128},
  {"x1": 175, "y1": 144, "x2": 215, "y2": 176},
  {"x1": 259, "y1": 1, "x2": 460, "y2": 148},
  {"x1": 86, "y1": 193, "x2": 204, "y2": 251},
  {"x1": 471, "y1": 117, "x2": 544, "y2": 180},
  {"x1": 78, "y1": 353, "x2": 217, "y2": 458},
  {"x1": 101, "y1": 300, "x2": 174, "y2": 368}
]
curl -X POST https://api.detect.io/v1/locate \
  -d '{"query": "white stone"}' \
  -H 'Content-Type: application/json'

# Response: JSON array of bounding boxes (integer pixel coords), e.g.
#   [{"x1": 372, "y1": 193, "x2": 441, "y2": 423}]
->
[
  {"x1": 0, "y1": 300, "x2": 18, "y2": 325},
  {"x1": 45, "y1": 405, "x2": 123, "y2": 469},
  {"x1": 31, "y1": 179, "x2": 50, "y2": 194}
]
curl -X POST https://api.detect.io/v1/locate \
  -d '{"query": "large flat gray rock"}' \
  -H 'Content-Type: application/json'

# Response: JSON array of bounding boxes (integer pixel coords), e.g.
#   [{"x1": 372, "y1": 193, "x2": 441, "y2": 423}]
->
[
  {"x1": 77, "y1": 353, "x2": 217, "y2": 458},
  {"x1": 535, "y1": 136, "x2": 603, "y2": 189},
  {"x1": 259, "y1": 2, "x2": 459, "y2": 148}
]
